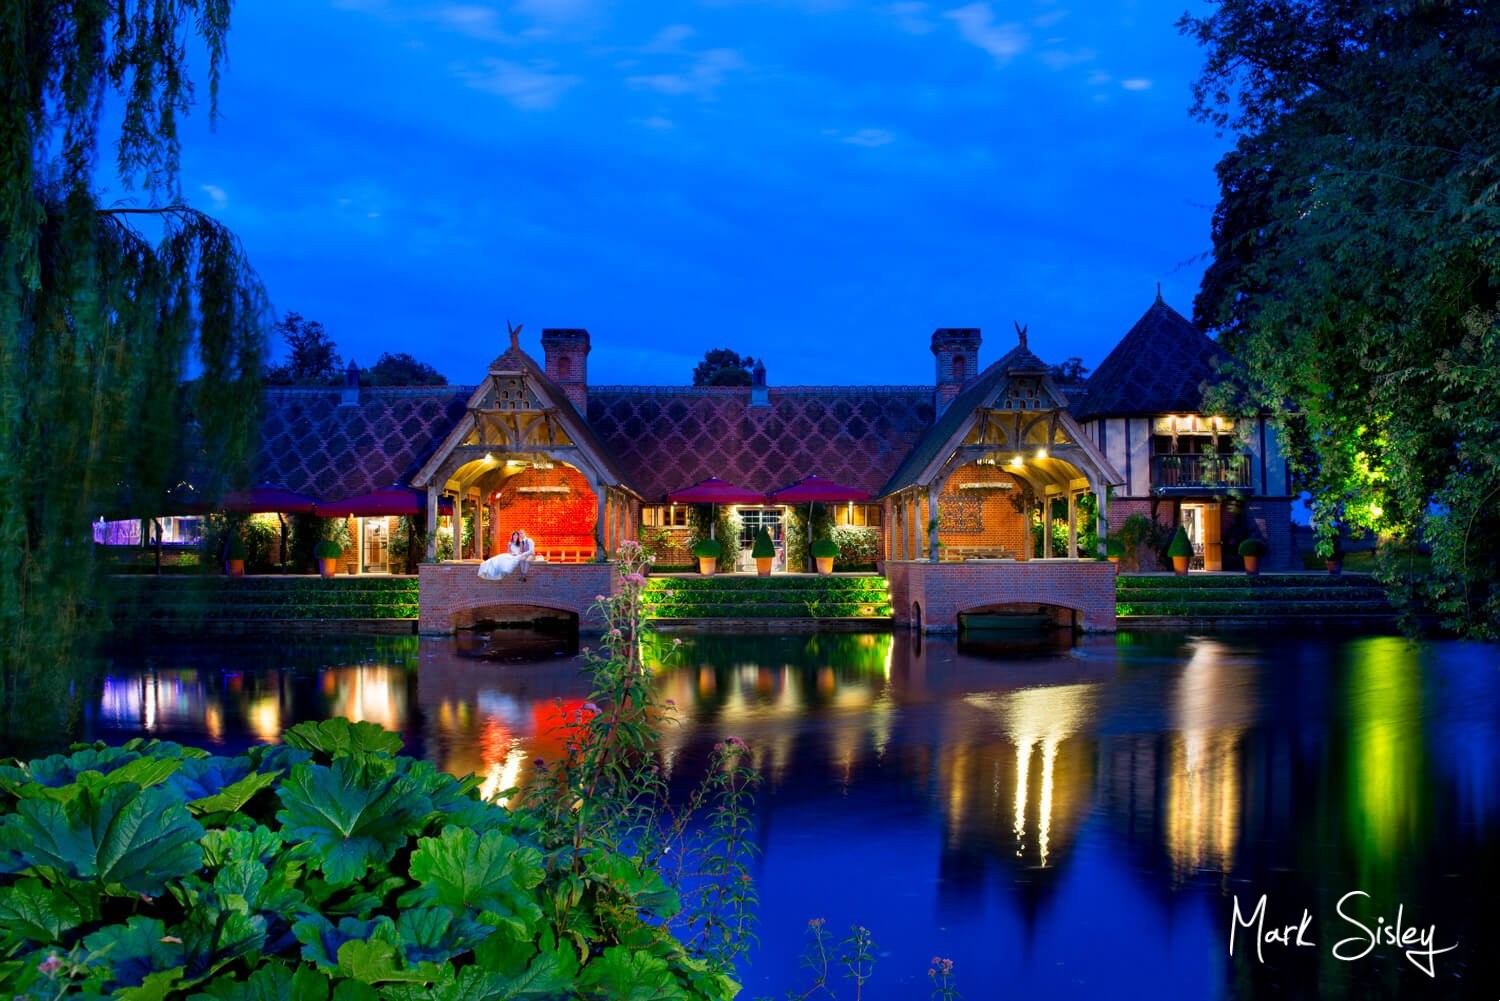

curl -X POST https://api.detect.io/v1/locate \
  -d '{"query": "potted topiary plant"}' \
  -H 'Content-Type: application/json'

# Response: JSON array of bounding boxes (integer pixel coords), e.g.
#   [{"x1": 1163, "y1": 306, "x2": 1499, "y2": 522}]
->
[
  {"x1": 692, "y1": 536, "x2": 721, "y2": 576},
  {"x1": 226, "y1": 535, "x2": 246, "y2": 577},
  {"x1": 1237, "y1": 537, "x2": 1267, "y2": 575},
  {"x1": 314, "y1": 539, "x2": 343, "y2": 578},
  {"x1": 1167, "y1": 525, "x2": 1193, "y2": 575},
  {"x1": 752, "y1": 526, "x2": 776, "y2": 576},
  {"x1": 1104, "y1": 537, "x2": 1124, "y2": 570},
  {"x1": 1317, "y1": 535, "x2": 1343, "y2": 575},
  {"x1": 811, "y1": 537, "x2": 838, "y2": 576}
]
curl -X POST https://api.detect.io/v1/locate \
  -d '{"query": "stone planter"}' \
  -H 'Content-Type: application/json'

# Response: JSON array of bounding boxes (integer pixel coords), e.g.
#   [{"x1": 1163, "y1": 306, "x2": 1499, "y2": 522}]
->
[
  {"x1": 755, "y1": 556, "x2": 773, "y2": 576},
  {"x1": 227, "y1": 559, "x2": 244, "y2": 577},
  {"x1": 815, "y1": 556, "x2": 834, "y2": 576},
  {"x1": 1172, "y1": 555, "x2": 1190, "y2": 576},
  {"x1": 318, "y1": 557, "x2": 339, "y2": 578},
  {"x1": 1243, "y1": 555, "x2": 1260, "y2": 575},
  {"x1": 697, "y1": 556, "x2": 717, "y2": 576},
  {"x1": 1326, "y1": 559, "x2": 1343, "y2": 576}
]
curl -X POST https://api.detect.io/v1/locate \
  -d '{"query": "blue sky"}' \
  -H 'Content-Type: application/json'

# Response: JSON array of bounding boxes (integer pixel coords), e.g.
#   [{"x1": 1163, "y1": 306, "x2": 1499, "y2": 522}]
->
[{"x1": 160, "y1": 0, "x2": 1229, "y2": 387}]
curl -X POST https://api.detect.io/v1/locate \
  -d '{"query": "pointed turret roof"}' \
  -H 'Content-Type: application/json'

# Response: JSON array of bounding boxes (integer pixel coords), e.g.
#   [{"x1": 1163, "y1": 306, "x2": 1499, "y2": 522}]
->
[{"x1": 1071, "y1": 295, "x2": 1228, "y2": 421}]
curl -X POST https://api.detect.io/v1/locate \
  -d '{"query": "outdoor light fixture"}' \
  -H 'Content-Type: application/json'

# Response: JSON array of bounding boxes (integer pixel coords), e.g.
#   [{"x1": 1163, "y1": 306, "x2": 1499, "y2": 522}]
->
[
  {"x1": 959, "y1": 482, "x2": 1014, "y2": 490},
  {"x1": 1010, "y1": 455, "x2": 1024, "y2": 467},
  {"x1": 1036, "y1": 448, "x2": 1048, "y2": 460}
]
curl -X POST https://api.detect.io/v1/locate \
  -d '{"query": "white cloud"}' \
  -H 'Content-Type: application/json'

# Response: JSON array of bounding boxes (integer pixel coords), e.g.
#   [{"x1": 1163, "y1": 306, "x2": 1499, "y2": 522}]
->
[
  {"x1": 1121, "y1": 78, "x2": 1152, "y2": 91},
  {"x1": 1037, "y1": 46, "x2": 1094, "y2": 70},
  {"x1": 456, "y1": 58, "x2": 582, "y2": 109},
  {"x1": 888, "y1": 1, "x2": 935, "y2": 35},
  {"x1": 200, "y1": 184, "x2": 228, "y2": 208},
  {"x1": 945, "y1": 3, "x2": 1029, "y2": 64},
  {"x1": 842, "y1": 128, "x2": 896, "y2": 147},
  {"x1": 626, "y1": 48, "x2": 745, "y2": 98},
  {"x1": 643, "y1": 24, "x2": 694, "y2": 53},
  {"x1": 514, "y1": 0, "x2": 595, "y2": 21},
  {"x1": 431, "y1": 5, "x2": 512, "y2": 41},
  {"x1": 1032, "y1": 8, "x2": 1068, "y2": 28},
  {"x1": 639, "y1": 115, "x2": 675, "y2": 130},
  {"x1": 1087, "y1": 70, "x2": 1112, "y2": 86}
]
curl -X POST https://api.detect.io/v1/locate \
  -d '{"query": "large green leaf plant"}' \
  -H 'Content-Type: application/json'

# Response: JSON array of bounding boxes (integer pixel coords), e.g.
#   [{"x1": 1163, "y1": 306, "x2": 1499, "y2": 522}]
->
[{"x1": 0, "y1": 731, "x2": 749, "y2": 999}]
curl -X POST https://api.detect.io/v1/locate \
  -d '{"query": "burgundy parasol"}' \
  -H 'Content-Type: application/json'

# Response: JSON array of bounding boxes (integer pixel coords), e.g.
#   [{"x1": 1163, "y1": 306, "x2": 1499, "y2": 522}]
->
[
  {"x1": 665, "y1": 477, "x2": 768, "y2": 505},
  {"x1": 665, "y1": 477, "x2": 766, "y2": 541},
  {"x1": 316, "y1": 486, "x2": 452, "y2": 519},
  {"x1": 769, "y1": 475, "x2": 871, "y2": 505},
  {"x1": 770, "y1": 475, "x2": 871, "y2": 545},
  {"x1": 220, "y1": 483, "x2": 319, "y2": 515}
]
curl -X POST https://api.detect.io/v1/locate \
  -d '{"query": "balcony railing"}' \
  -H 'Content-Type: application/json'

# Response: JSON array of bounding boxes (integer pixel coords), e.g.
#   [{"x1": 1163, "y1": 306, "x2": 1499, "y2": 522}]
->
[{"x1": 1152, "y1": 453, "x2": 1252, "y2": 491}]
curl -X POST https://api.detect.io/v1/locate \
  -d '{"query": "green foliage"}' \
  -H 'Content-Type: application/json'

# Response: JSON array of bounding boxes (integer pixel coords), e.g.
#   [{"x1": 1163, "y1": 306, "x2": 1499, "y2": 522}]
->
[
  {"x1": 242, "y1": 518, "x2": 280, "y2": 573},
  {"x1": 1237, "y1": 537, "x2": 1267, "y2": 557},
  {"x1": 1, "y1": 663, "x2": 755, "y2": 1001},
  {"x1": 227, "y1": 535, "x2": 248, "y2": 561},
  {"x1": 1105, "y1": 538, "x2": 1125, "y2": 559},
  {"x1": 1181, "y1": 0, "x2": 1500, "y2": 636},
  {"x1": 363, "y1": 352, "x2": 446, "y2": 387},
  {"x1": 1116, "y1": 513, "x2": 1170, "y2": 571},
  {"x1": 830, "y1": 526, "x2": 880, "y2": 568},
  {"x1": 1167, "y1": 525, "x2": 1194, "y2": 559},
  {"x1": 785, "y1": 504, "x2": 835, "y2": 573},
  {"x1": 109, "y1": 576, "x2": 421, "y2": 627},
  {"x1": 264, "y1": 313, "x2": 342, "y2": 386},
  {"x1": 691, "y1": 349, "x2": 758, "y2": 387},
  {"x1": 639, "y1": 575, "x2": 892, "y2": 619},
  {"x1": 751, "y1": 527, "x2": 775, "y2": 559},
  {"x1": 314, "y1": 540, "x2": 343, "y2": 560},
  {"x1": 691, "y1": 537, "x2": 722, "y2": 559},
  {"x1": 810, "y1": 537, "x2": 838, "y2": 559}
]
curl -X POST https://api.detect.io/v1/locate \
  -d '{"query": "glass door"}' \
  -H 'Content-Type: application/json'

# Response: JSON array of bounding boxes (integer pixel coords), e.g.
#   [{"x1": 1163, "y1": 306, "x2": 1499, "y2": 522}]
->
[
  {"x1": 362, "y1": 518, "x2": 389, "y2": 574},
  {"x1": 736, "y1": 508, "x2": 784, "y2": 572}
]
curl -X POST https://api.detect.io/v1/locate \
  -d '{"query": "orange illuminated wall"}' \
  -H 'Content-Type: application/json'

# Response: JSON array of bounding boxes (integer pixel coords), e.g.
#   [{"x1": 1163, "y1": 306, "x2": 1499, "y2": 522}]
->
[
  {"x1": 488, "y1": 464, "x2": 597, "y2": 555},
  {"x1": 939, "y1": 465, "x2": 1029, "y2": 554}
]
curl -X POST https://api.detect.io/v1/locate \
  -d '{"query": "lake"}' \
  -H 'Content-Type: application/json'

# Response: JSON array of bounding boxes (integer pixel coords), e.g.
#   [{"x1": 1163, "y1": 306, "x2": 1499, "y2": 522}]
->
[{"x1": 83, "y1": 628, "x2": 1499, "y2": 1000}]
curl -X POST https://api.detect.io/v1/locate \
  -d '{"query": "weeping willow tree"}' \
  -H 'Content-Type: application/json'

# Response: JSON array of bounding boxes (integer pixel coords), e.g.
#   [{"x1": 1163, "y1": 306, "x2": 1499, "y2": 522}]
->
[{"x1": 1, "y1": 3, "x2": 266, "y2": 752}]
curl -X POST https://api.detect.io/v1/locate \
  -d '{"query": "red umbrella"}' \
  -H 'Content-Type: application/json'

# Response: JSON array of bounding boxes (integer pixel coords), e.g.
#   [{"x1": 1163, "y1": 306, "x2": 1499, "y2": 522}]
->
[
  {"x1": 221, "y1": 483, "x2": 318, "y2": 515},
  {"x1": 770, "y1": 475, "x2": 871, "y2": 545},
  {"x1": 666, "y1": 477, "x2": 767, "y2": 505},
  {"x1": 665, "y1": 477, "x2": 766, "y2": 540},
  {"x1": 769, "y1": 475, "x2": 870, "y2": 505},
  {"x1": 317, "y1": 486, "x2": 452, "y2": 519}
]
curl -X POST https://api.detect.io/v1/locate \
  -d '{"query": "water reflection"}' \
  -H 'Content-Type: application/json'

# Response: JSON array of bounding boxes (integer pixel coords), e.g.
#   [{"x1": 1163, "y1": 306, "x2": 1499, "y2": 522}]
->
[{"x1": 76, "y1": 629, "x2": 1500, "y2": 1000}]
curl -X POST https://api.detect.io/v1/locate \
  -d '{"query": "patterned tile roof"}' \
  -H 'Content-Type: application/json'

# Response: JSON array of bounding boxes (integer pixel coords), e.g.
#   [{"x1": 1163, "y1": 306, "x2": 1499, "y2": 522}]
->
[
  {"x1": 253, "y1": 387, "x2": 472, "y2": 499},
  {"x1": 1071, "y1": 296, "x2": 1229, "y2": 421},
  {"x1": 586, "y1": 386, "x2": 936, "y2": 500}
]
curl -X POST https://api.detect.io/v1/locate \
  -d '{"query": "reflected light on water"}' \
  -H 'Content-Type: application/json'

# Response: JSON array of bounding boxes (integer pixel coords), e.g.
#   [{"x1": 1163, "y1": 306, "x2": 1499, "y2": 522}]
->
[
  {"x1": 1345, "y1": 636, "x2": 1425, "y2": 872},
  {"x1": 1167, "y1": 639, "x2": 1249, "y2": 878},
  {"x1": 965, "y1": 682, "x2": 1098, "y2": 867}
]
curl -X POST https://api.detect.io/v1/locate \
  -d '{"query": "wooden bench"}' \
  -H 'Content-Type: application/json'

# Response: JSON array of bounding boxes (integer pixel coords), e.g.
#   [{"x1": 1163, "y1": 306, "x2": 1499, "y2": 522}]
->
[
  {"x1": 943, "y1": 545, "x2": 1016, "y2": 561},
  {"x1": 533, "y1": 546, "x2": 596, "y2": 564}
]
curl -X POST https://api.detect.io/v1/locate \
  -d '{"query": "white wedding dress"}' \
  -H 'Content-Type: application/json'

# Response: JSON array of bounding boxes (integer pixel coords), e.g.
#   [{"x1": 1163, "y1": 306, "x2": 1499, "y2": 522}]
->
[{"x1": 477, "y1": 542, "x2": 524, "y2": 580}]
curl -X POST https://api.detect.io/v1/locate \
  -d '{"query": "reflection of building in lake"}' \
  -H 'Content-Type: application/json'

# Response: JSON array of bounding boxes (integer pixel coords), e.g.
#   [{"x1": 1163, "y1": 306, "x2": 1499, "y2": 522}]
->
[{"x1": 943, "y1": 684, "x2": 1099, "y2": 870}]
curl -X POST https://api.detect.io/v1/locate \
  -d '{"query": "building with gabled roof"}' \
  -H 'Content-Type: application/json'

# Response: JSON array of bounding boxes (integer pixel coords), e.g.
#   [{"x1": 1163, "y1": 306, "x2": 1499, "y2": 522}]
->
[{"x1": 124, "y1": 293, "x2": 1290, "y2": 581}]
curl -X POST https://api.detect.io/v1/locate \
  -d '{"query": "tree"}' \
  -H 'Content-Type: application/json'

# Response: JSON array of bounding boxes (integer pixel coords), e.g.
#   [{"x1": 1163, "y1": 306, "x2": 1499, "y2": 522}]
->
[
  {"x1": 692, "y1": 348, "x2": 758, "y2": 387},
  {"x1": 264, "y1": 312, "x2": 341, "y2": 385},
  {"x1": 1, "y1": 3, "x2": 267, "y2": 751},
  {"x1": 1181, "y1": 0, "x2": 1500, "y2": 637},
  {"x1": 364, "y1": 351, "x2": 447, "y2": 386},
  {"x1": 1048, "y1": 357, "x2": 1089, "y2": 386}
]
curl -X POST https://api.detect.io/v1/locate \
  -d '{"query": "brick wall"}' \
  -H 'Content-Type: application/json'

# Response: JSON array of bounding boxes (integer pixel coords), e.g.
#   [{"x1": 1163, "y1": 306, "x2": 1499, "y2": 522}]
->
[
  {"x1": 419, "y1": 562, "x2": 613, "y2": 634},
  {"x1": 889, "y1": 559, "x2": 1117, "y2": 633},
  {"x1": 941, "y1": 466, "x2": 1029, "y2": 554},
  {"x1": 1106, "y1": 498, "x2": 1168, "y2": 571},
  {"x1": 486, "y1": 464, "x2": 598, "y2": 558}
]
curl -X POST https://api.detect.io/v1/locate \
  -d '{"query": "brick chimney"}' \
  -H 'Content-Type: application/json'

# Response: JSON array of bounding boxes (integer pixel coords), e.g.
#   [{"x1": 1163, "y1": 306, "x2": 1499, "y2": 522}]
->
[
  {"x1": 932, "y1": 327, "x2": 980, "y2": 415},
  {"x1": 750, "y1": 357, "x2": 768, "y2": 407},
  {"x1": 339, "y1": 359, "x2": 361, "y2": 406},
  {"x1": 540, "y1": 328, "x2": 590, "y2": 411}
]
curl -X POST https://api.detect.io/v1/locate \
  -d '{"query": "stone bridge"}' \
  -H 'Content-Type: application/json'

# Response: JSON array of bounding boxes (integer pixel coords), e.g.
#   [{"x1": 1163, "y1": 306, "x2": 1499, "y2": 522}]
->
[
  {"x1": 885, "y1": 560, "x2": 1117, "y2": 633},
  {"x1": 419, "y1": 562, "x2": 614, "y2": 634}
]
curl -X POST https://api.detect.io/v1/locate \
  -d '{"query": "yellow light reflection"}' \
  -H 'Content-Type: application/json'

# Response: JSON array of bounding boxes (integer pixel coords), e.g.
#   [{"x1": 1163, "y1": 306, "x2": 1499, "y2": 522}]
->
[
  {"x1": 1165, "y1": 640, "x2": 1252, "y2": 879},
  {"x1": 251, "y1": 696, "x2": 281, "y2": 744}
]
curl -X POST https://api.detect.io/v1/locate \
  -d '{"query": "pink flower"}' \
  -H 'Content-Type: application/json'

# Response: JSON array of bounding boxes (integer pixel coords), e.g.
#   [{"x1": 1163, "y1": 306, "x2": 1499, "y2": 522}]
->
[
  {"x1": 37, "y1": 953, "x2": 64, "y2": 977},
  {"x1": 623, "y1": 572, "x2": 647, "y2": 585},
  {"x1": 665, "y1": 698, "x2": 676, "y2": 707},
  {"x1": 609, "y1": 628, "x2": 622, "y2": 637},
  {"x1": 583, "y1": 702, "x2": 600, "y2": 714}
]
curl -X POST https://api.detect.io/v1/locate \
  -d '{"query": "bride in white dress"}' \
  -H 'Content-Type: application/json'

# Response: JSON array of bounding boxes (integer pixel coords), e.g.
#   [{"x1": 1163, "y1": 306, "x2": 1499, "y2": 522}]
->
[{"x1": 477, "y1": 531, "x2": 525, "y2": 580}]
